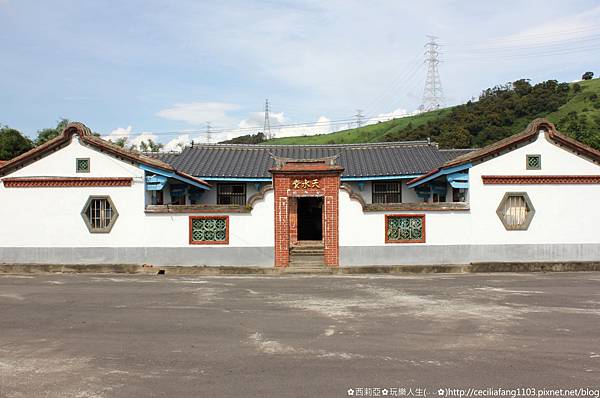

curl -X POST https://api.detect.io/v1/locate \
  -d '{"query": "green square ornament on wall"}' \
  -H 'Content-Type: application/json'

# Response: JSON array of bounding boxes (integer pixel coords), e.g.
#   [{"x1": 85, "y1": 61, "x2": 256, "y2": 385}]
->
[
  {"x1": 526, "y1": 154, "x2": 541, "y2": 170},
  {"x1": 76, "y1": 158, "x2": 90, "y2": 173}
]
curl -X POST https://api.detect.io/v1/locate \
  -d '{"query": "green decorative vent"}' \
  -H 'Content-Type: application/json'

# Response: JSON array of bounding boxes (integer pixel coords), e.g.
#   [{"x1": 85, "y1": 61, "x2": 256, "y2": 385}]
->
[
  {"x1": 190, "y1": 217, "x2": 228, "y2": 244},
  {"x1": 386, "y1": 215, "x2": 425, "y2": 243},
  {"x1": 526, "y1": 154, "x2": 541, "y2": 170},
  {"x1": 76, "y1": 158, "x2": 90, "y2": 173}
]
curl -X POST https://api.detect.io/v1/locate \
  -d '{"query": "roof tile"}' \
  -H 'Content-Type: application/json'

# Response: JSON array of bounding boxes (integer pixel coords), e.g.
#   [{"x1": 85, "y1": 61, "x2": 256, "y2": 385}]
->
[{"x1": 151, "y1": 141, "x2": 473, "y2": 179}]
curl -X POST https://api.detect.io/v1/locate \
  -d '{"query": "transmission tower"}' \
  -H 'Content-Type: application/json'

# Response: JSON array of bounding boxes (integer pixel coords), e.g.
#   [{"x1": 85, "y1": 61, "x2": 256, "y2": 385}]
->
[
  {"x1": 421, "y1": 35, "x2": 444, "y2": 111},
  {"x1": 354, "y1": 109, "x2": 364, "y2": 128},
  {"x1": 263, "y1": 99, "x2": 272, "y2": 139},
  {"x1": 205, "y1": 121, "x2": 212, "y2": 143}
]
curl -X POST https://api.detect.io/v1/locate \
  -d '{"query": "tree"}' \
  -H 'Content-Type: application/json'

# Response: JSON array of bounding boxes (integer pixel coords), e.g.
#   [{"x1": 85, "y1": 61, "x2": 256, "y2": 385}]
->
[
  {"x1": 0, "y1": 126, "x2": 34, "y2": 160},
  {"x1": 512, "y1": 79, "x2": 532, "y2": 96},
  {"x1": 582, "y1": 71, "x2": 594, "y2": 80},
  {"x1": 220, "y1": 132, "x2": 265, "y2": 144},
  {"x1": 137, "y1": 138, "x2": 163, "y2": 153},
  {"x1": 35, "y1": 118, "x2": 70, "y2": 146},
  {"x1": 437, "y1": 127, "x2": 471, "y2": 149},
  {"x1": 109, "y1": 137, "x2": 129, "y2": 148}
]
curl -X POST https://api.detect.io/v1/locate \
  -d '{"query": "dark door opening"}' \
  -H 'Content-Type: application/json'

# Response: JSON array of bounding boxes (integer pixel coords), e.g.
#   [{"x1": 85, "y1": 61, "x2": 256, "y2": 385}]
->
[{"x1": 297, "y1": 197, "x2": 323, "y2": 241}]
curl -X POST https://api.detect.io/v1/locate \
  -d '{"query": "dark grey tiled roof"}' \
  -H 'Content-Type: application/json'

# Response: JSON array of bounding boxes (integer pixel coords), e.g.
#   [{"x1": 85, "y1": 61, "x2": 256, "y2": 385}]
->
[
  {"x1": 151, "y1": 142, "x2": 473, "y2": 179},
  {"x1": 439, "y1": 149, "x2": 476, "y2": 162}
]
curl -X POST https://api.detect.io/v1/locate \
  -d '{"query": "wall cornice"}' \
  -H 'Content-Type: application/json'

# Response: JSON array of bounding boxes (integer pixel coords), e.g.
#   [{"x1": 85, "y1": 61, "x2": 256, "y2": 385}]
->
[
  {"x1": 2, "y1": 177, "x2": 133, "y2": 188},
  {"x1": 482, "y1": 175, "x2": 600, "y2": 185}
]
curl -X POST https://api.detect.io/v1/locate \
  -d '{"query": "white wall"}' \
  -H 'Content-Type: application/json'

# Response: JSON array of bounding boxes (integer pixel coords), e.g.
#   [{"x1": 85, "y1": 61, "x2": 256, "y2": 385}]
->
[
  {"x1": 141, "y1": 191, "x2": 274, "y2": 247},
  {"x1": 2, "y1": 130, "x2": 600, "y2": 258},
  {"x1": 8, "y1": 138, "x2": 143, "y2": 179},
  {"x1": 339, "y1": 189, "x2": 471, "y2": 247},
  {"x1": 0, "y1": 139, "x2": 274, "y2": 248},
  {"x1": 340, "y1": 131, "x2": 600, "y2": 247},
  {"x1": 468, "y1": 132, "x2": 600, "y2": 244}
]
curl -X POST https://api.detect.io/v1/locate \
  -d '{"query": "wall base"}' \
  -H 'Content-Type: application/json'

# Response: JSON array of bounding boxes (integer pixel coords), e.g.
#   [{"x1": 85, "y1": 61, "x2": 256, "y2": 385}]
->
[
  {"x1": 0, "y1": 247, "x2": 274, "y2": 267},
  {"x1": 1, "y1": 244, "x2": 600, "y2": 268},
  {"x1": 340, "y1": 244, "x2": 600, "y2": 265}
]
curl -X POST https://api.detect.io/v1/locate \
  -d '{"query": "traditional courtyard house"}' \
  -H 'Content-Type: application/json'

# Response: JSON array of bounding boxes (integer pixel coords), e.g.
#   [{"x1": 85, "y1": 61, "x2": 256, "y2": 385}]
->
[{"x1": 1, "y1": 118, "x2": 599, "y2": 268}]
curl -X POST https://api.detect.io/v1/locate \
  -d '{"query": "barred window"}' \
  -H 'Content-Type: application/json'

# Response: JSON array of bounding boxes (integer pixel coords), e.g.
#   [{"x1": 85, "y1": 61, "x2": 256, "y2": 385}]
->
[
  {"x1": 386, "y1": 214, "x2": 425, "y2": 243},
  {"x1": 189, "y1": 216, "x2": 229, "y2": 244},
  {"x1": 496, "y1": 192, "x2": 535, "y2": 230},
  {"x1": 372, "y1": 181, "x2": 402, "y2": 204},
  {"x1": 217, "y1": 183, "x2": 246, "y2": 205},
  {"x1": 81, "y1": 196, "x2": 119, "y2": 233}
]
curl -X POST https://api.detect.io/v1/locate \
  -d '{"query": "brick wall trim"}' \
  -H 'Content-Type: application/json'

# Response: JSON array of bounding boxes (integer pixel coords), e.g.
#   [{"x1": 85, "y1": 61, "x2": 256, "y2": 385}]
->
[
  {"x1": 2, "y1": 177, "x2": 133, "y2": 188},
  {"x1": 482, "y1": 175, "x2": 600, "y2": 185}
]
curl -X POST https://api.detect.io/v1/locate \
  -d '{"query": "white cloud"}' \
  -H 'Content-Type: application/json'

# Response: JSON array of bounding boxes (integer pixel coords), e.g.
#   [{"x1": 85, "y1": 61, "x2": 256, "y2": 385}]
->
[
  {"x1": 156, "y1": 102, "x2": 240, "y2": 126},
  {"x1": 274, "y1": 116, "x2": 338, "y2": 138},
  {"x1": 103, "y1": 125, "x2": 158, "y2": 149},
  {"x1": 238, "y1": 111, "x2": 287, "y2": 130},
  {"x1": 130, "y1": 132, "x2": 158, "y2": 148},
  {"x1": 164, "y1": 134, "x2": 191, "y2": 152},
  {"x1": 364, "y1": 108, "x2": 412, "y2": 126},
  {"x1": 105, "y1": 125, "x2": 133, "y2": 141}
]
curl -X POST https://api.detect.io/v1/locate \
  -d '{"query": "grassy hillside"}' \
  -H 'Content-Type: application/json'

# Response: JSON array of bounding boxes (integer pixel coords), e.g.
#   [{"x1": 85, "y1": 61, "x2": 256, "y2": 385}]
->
[
  {"x1": 547, "y1": 77, "x2": 600, "y2": 121},
  {"x1": 264, "y1": 78, "x2": 600, "y2": 149},
  {"x1": 267, "y1": 107, "x2": 452, "y2": 145}
]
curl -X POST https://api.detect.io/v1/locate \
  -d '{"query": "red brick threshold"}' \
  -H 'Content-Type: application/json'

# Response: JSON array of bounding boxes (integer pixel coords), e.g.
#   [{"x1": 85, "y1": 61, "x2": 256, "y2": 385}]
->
[{"x1": 2, "y1": 262, "x2": 600, "y2": 275}]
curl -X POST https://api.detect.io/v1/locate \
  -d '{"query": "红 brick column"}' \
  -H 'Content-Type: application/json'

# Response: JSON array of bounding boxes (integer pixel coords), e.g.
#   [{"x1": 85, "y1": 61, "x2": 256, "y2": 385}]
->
[
  {"x1": 322, "y1": 174, "x2": 340, "y2": 267},
  {"x1": 273, "y1": 175, "x2": 290, "y2": 267},
  {"x1": 270, "y1": 160, "x2": 344, "y2": 268}
]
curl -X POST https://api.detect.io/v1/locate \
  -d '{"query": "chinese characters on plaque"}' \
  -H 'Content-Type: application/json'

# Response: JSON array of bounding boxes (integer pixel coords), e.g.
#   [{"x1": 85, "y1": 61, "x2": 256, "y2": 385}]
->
[{"x1": 291, "y1": 178, "x2": 320, "y2": 189}]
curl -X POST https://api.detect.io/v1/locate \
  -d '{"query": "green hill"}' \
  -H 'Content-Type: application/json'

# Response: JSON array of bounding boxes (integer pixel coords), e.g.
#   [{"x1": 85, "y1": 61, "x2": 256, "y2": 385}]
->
[
  {"x1": 264, "y1": 77, "x2": 600, "y2": 150},
  {"x1": 266, "y1": 107, "x2": 452, "y2": 145}
]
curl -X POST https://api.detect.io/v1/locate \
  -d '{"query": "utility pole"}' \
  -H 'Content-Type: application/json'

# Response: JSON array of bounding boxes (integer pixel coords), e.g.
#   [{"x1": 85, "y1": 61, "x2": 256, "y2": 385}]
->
[
  {"x1": 263, "y1": 99, "x2": 272, "y2": 140},
  {"x1": 354, "y1": 109, "x2": 364, "y2": 128},
  {"x1": 421, "y1": 35, "x2": 444, "y2": 111},
  {"x1": 205, "y1": 121, "x2": 212, "y2": 143}
]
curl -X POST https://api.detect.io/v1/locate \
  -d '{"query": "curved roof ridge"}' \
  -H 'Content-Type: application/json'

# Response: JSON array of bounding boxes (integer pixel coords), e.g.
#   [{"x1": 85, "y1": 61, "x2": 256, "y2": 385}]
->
[
  {"x1": 190, "y1": 140, "x2": 433, "y2": 149},
  {"x1": 0, "y1": 122, "x2": 209, "y2": 187}
]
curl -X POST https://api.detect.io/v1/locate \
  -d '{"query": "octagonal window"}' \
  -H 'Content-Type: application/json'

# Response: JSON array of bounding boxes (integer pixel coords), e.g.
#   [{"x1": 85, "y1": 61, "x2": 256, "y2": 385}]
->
[
  {"x1": 496, "y1": 192, "x2": 535, "y2": 230},
  {"x1": 81, "y1": 196, "x2": 119, "y2": 233}
]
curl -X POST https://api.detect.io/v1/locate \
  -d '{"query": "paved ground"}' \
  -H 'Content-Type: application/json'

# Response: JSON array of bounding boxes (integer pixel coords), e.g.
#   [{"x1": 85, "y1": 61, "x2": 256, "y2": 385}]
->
[{"x1": 0, "y1": 273, "x2": 599, "y2": 398}]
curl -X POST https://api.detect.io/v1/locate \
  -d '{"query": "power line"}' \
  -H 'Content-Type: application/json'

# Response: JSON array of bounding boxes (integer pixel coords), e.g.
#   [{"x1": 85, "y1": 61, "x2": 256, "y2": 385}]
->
[
  {"x1": 263, "y1": 99, "x2": 272, "y2": 139},
  {"x1": 361, "y1": 55, "x2": 424, "y2": 118},
  {"x1": 205, "y1": 121, "x2": 212, "y2": 143},
  {"x1": 365, "y1": 61, "x2": 426, "y2": 119},
  {"x1": 102, "y1": 113, "x2": 409, "y2": 140},
  {"x1": 421, "y1": 35, "x2": 444, "y2": 111},
  {"x1": 354, "y1": 109, "x2": 364, "y2": 128},
  {"x1": 446, "y1": 26, "x2": 600, "y2": 48}
]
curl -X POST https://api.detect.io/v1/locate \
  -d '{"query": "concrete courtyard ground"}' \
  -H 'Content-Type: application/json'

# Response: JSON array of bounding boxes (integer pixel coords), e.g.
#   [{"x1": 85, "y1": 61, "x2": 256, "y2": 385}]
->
[{"x1": 0, "y1": 272, "x2": 599, "y2": 398}]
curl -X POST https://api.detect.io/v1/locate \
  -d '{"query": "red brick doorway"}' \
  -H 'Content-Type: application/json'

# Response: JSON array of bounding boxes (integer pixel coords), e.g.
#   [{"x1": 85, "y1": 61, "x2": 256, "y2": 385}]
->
[{"x1": 270, "y1": 158, "x2": 343, "y2": 268}]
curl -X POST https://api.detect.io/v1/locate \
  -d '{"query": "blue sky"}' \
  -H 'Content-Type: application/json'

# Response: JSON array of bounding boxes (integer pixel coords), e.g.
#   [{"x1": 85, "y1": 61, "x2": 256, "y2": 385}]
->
[{"x1": 1, "y1": 0, "x2": 599, "y2": 149}]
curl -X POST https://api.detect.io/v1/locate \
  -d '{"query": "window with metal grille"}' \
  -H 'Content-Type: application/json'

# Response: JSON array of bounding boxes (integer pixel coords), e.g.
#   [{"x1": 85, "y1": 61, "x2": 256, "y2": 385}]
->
[
  {"x1": 496, "y1": 192, "x2": 535, "y2": 230},
  {"x1": 81, "y1": 196, "x2": 119, "y2": 233},
  {"x1": 372, "y1": 181, "x2": 402, "y2": 203},
  {"x1": 385, "y1": 214, "x2": 425, "y2": 243},
  {"x1": 189, "y1": 216, "x2": 229, "y2": 244},
  {"x1": 217, "y1": 183, "x2": 246, "y2": 205}
]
